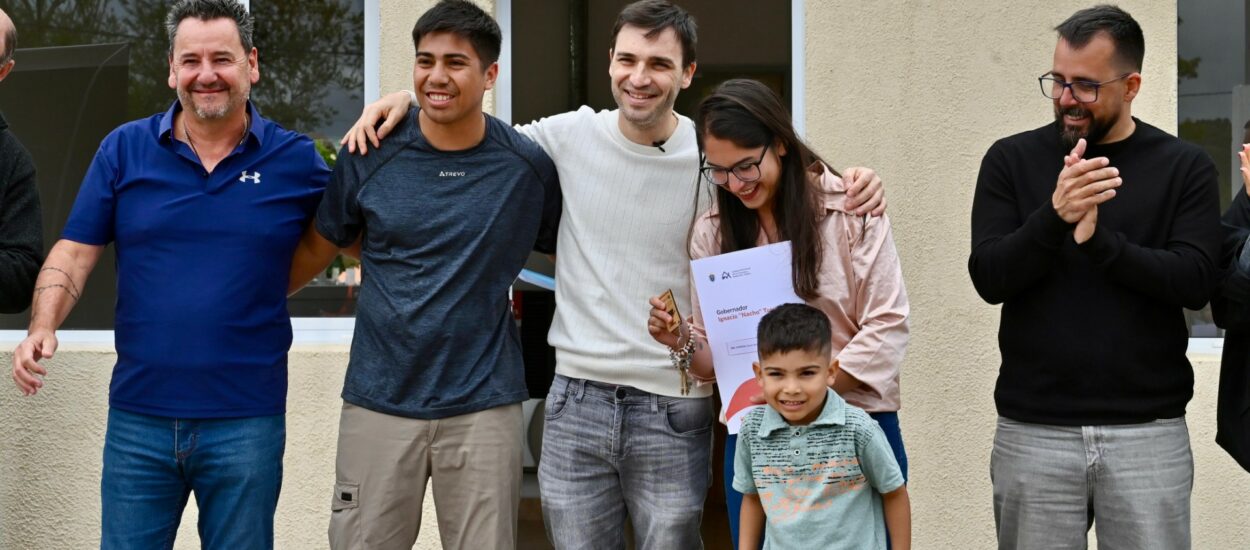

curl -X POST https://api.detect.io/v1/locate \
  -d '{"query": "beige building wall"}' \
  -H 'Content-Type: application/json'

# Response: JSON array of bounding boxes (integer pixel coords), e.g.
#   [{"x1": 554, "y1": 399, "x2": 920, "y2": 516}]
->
[
  {"x1": 4, "y1": 1, "x2": 1249, "y2": 549},
  {"x1": 802, "y1": 0, "x2": 1250, "y2": 547}
]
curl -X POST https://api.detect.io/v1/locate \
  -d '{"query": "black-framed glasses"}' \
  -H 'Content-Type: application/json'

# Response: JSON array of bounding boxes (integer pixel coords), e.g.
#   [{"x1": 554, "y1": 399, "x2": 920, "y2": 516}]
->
[
  {"x1": 1039, "y1": 72, "x2": 1131, "y2": 103},
  {"x1": 700, "y1": 143, "x2": 770, "y2": 187}
]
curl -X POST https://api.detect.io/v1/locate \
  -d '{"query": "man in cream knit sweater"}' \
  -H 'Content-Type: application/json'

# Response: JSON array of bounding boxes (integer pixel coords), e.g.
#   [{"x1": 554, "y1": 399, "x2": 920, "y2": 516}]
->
[{"x1": 345, "y1": 1, "x2": 885, "y2": 547}]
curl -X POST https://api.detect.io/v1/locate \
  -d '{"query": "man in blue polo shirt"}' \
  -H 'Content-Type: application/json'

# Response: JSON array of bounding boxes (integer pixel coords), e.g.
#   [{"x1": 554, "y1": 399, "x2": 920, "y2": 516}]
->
[
  {"x1": 9, "y1": 1, "x2": 327, "y2": 547},
  {"x1": 287, "y1": 1, "x2": 560, "y2": 547}
]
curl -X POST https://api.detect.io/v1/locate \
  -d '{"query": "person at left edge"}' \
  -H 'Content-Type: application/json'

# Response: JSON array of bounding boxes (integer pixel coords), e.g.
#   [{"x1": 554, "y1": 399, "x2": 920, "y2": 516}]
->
[
  {"x1": 9, "y1": 1, "x2": 329, "y2": 548},
  {"x1": 0, "y1": 6, "x2": 43, "y2": 313}
]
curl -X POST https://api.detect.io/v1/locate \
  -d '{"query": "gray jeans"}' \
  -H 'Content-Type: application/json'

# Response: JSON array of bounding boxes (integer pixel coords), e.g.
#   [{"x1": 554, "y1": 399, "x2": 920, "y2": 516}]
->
[
  {"x1": 538, "y1": 374, "x2": 713, "y2": 550},
  {"x1": 991, "y1": 416, "x2": 1193, "y2": 550}
]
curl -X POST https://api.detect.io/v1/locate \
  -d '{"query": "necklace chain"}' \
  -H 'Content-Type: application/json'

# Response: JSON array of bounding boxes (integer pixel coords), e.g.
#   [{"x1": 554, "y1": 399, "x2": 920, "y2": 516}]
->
[{"x1": 182, "y1": 111, "x2": 250, "y2": 166}]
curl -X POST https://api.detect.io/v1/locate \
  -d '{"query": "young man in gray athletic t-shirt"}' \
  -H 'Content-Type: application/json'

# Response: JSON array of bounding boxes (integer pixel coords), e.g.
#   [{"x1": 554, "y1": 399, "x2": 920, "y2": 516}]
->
[{"x1": 289, "y1": 2, "x2": 560, "y2": 548}]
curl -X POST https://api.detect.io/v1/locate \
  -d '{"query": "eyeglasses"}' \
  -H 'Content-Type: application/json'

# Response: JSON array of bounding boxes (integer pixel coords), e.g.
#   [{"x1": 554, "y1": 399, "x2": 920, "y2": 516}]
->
[
  {"x1": 1039, "y1": 72, "x2": 1131, "y2": 103},
  {"x1": 700, "y1": 143, "x2": 770, "y2": 187}
]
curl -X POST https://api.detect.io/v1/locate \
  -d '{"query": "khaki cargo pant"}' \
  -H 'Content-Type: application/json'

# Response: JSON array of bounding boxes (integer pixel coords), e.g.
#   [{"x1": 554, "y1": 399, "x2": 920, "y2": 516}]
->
[{"x1": 328, "y1": 402, "x2": 523, "y2": 550}]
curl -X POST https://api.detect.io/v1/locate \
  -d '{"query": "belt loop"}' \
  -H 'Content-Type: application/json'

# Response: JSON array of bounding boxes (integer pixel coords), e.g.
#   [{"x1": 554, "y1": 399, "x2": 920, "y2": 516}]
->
[
  {"x1": 650, "y1": 392, "x2": 659, "y2": 413},
  {"x1": 573, "y1": 378, "x2": 586, "y2": 402}
]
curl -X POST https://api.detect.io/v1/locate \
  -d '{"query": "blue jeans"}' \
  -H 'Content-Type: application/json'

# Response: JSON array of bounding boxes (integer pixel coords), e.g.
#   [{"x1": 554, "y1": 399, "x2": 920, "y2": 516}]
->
[
  {"x1": 992, "y1": 416, "x2": 1193, "y2": 550},
  {"x1": 724, "y1": 411, "x2": 908, "y2": 546},
  {"x1": 538, "y1": 374, "x2": 713, "y2": 550},
  {"x1": 101, "y1": 408, "x2": 285, "y2": 550}
]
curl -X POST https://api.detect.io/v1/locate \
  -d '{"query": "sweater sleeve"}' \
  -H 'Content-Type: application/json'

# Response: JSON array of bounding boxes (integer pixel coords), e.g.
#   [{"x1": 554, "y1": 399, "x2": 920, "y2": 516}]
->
[
  {"x1": 1212, "y1": 186, "x2": 1250, "y2": 329},
  {"x1": 515, "y1": 109, "x2": 580, "y2": 159},
  {"x1": 1076, "y1": 152, "x2": 1222, "y2": 310},
  {"x1": 968, "y1": 142, "x2": 1073, "y2": 304},
  {"x1": 0, "y1": 143, "x2": 43, "y2": 314}
]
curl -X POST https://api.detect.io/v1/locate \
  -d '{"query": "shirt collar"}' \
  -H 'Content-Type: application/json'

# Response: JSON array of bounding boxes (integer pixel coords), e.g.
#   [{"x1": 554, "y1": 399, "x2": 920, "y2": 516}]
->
[
  {"x1": 158, "y1": 100, "x2": 267, "y2": 148},
  {"x1": 756, "y1": 388, "x2": 847, "y2": 437}
]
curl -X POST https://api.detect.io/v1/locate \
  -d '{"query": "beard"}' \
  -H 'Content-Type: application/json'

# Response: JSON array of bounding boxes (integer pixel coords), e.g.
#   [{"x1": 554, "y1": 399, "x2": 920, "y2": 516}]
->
[
  {"x1": 177, "y1": 85, "x2": 248, "y2": 120},
  {"x1": 1055, "y1": 104, "x2": 1114, "y2": 149}
]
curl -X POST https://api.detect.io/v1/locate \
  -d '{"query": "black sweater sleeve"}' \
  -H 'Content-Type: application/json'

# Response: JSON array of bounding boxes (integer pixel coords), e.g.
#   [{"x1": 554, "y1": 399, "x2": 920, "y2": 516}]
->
[
  {"x1": 1075, "y1": 151, "x2": 1222, "y2": 310},
  {"x1": 1214, "y1": 186, "x2": 1250, "y2": 329},
  {"x1": 968, "y1": 142, "x2": 1074, "y2": 304},
  {"x1": 0, "y1": 138, "x2": 42, "y2": 313}
]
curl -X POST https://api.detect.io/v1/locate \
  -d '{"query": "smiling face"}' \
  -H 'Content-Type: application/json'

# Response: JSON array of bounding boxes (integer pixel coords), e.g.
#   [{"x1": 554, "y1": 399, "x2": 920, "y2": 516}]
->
[
  {"x1": 608, "y1": 24, "x2": 694, "y2": 134},
  {"x1": 702, "y1": 133, "x2": 785, "y2": 212},
  {"x1": 753, "y1": 348, "x2": 834, "y2": 426},
  {"x1": 1050, "y1": 33, "x2": 1138, "y2": 147},
  {"x1": 413, "y1": 31, "x2": 497, "y2": 129},
  {"x1": 167, "y1": 17, "x2": 258, "y2": 121}
]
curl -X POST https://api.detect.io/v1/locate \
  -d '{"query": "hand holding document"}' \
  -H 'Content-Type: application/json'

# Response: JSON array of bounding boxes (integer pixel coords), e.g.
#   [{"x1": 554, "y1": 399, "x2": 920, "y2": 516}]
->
[{"x1": 692, "y1": 241, "x2": 802, "y2": 433}]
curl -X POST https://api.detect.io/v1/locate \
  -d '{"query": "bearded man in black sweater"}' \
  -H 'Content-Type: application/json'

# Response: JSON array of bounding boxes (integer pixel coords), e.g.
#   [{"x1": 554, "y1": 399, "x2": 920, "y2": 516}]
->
[{"x1": 968, "y1": 5, "x2": 1221, "y2": 549}]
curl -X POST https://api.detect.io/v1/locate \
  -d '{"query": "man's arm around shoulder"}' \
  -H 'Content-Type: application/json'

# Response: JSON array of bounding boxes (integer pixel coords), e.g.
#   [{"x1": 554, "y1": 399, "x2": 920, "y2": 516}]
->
[{"x1": 288, "y1": 224, "x2": 356, "y2": 296}]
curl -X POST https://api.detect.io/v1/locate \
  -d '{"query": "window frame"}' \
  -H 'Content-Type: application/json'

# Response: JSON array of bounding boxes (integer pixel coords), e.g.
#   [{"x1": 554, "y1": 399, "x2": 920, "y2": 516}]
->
[{"x1": 20, "y1": 0, "x2": 380, "y2": 341}]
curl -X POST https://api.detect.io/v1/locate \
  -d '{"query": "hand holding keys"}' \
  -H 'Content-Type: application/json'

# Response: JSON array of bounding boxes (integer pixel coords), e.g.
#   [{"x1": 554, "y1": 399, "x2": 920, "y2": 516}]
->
[{"x1": 657, "y1": 289, "x2": 693, "y2": 395}]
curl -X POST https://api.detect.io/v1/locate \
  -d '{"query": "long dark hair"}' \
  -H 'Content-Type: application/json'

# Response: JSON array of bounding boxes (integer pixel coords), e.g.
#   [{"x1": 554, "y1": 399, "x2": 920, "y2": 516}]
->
[{"x1": 694, "y1": 79, "x2": 830, "y2": 300}]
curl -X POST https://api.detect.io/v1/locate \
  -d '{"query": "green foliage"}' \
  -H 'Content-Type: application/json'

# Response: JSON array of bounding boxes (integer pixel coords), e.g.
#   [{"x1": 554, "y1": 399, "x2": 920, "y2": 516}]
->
[
  {"x1": 9, "y1": 0, "x2": 363, "y2": 136},
  {"x1": 1177, "y1": 16, "x2": 1199, "y2": 82},
  {"x1": 251, "y1": 0, "x2": 364, "y2": 134},
  {"x1": 315, "y1": 138, "x2": 339, "y2": 168},
  {"x1": 1178, "y1": 56, "x2": 1201, "y2": 81}
]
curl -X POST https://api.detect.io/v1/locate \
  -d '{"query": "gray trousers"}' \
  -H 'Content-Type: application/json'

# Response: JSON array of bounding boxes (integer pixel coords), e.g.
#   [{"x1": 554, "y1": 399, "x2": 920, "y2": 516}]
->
[{"x1": 991, "y1": 416, "x2": 1192, "y2": 550}]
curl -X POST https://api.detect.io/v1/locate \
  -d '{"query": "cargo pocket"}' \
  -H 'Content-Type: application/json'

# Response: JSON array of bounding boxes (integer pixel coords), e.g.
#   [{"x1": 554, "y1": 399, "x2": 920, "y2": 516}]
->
[{"x1": 328, "y1": 482, "x2": 360, "y2": 549}]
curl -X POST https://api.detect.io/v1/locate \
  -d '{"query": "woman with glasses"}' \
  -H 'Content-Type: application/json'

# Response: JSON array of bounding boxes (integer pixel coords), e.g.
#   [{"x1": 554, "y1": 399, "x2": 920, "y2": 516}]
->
[{"x1": 646, "y1": 78, "x2": 910, "y2": 545}]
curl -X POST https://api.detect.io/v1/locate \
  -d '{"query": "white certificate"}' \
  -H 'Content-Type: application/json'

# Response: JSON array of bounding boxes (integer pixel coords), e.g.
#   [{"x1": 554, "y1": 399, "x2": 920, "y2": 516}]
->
[{"x1": 691, "y1": 241, "x2": 802, "y2": 434}]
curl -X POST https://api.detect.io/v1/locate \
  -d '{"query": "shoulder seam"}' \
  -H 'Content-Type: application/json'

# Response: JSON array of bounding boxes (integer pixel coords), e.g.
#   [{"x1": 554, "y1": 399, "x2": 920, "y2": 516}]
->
[
  {"x1": 351, "y1": 119, "x2": 423, "y2": 200},
  {"x1": 486, "y1": 127, "x2": 547, "y2": 182}
]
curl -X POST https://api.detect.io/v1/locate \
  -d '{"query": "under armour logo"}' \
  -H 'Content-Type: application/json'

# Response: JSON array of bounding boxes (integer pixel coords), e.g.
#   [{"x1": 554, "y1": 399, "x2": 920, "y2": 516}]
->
[{"x1": 239, "y1": 171, "x2": 261, "y2": 184}]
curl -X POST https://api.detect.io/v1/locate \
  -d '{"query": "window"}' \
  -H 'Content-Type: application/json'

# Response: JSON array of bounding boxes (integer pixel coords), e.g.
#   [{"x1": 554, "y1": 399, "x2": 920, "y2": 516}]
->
[
  {"x1": 1177, "y1": 0, "x2": 1246, "y2": 338},
  {"x1": 0, "y1": 0, "x2": 366, "y2": 329}
]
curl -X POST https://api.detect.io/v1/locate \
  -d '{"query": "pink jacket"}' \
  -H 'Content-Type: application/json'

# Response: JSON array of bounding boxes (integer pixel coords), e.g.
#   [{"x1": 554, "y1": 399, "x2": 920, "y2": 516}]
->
[{"x1": 689, "y1": 165, "x2": 909, "y2": 412}]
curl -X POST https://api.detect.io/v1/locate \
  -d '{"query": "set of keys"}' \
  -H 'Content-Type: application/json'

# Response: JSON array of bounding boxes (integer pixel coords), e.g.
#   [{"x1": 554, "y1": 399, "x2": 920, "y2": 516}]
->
[{"x1": 660, "y1": 289, "x2": 693, "y2": 396}]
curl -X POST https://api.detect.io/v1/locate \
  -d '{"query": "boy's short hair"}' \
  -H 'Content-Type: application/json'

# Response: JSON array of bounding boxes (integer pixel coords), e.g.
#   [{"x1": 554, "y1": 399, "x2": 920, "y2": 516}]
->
[
  {"x1": 611, "y1": 0, "x2": 697, "y2": 67},
  {"x1": 757, "y1": 303, "x2": 831, "y2": 359},
  {"x1": 412, "y1": 0, "x2": 502, "y2": 67}
]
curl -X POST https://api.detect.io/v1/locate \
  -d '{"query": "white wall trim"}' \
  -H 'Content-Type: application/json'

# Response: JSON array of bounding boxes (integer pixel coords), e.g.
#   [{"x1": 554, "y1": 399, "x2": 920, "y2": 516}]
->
[
  {"x1": 364, "y1": 0, "x2": 380, "y2": 103},
  {"x1": 1187, "y1": 337, "x2": 1224, "y2": 358},
  {"x1": 0, "y1": 318, "x2": 357, "y2": 345},
  {"x1": 496, "y1": 0, "x2": 513, "y2": 124},
  {"x1": 791, "y1": 0, "x2": 805, "y2": 137}
]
